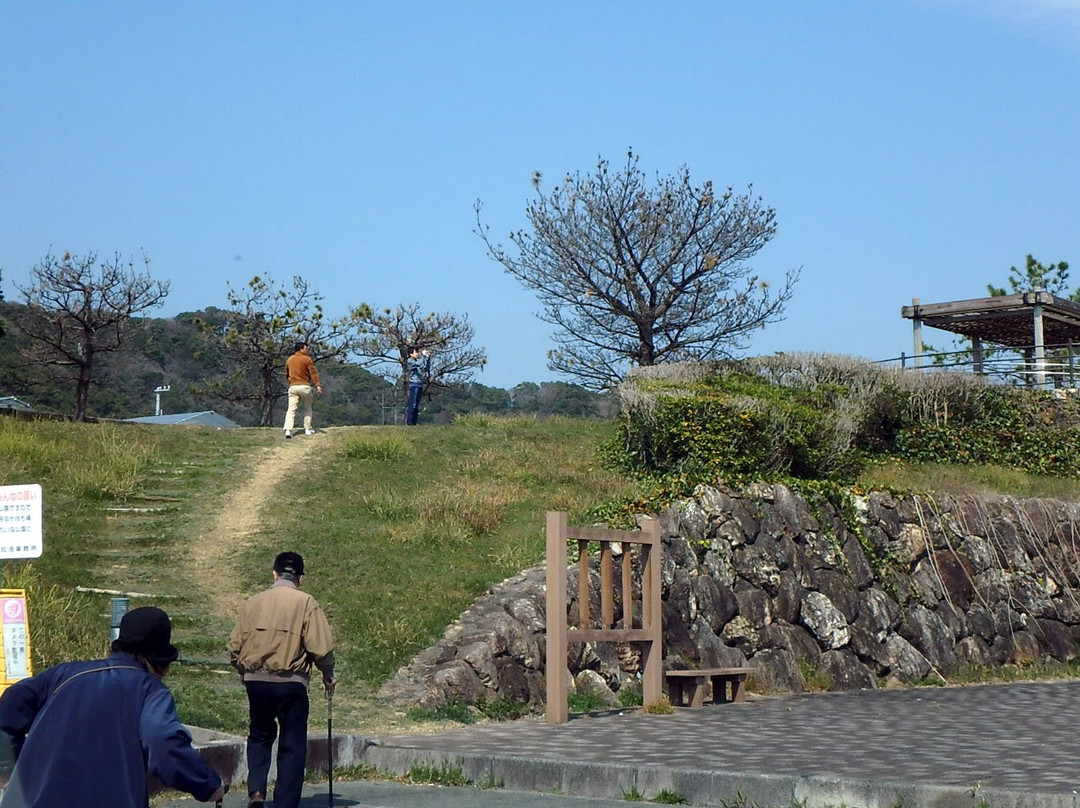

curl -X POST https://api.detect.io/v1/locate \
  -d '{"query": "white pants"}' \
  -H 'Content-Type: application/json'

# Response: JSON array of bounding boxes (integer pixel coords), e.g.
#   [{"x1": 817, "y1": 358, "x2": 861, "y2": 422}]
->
[{"x1": 284, "y1": 384, "x2": 314, "y2": 431}]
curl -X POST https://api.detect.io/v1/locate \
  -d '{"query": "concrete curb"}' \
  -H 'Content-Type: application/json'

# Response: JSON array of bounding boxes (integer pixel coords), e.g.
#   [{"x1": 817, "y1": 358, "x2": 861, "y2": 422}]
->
[
  {"x1": 190, "y1": 729, "x2": 375, "y2": 788},
  {"x1": 356, "y1": 741, "x2": 1080, "y2": 808},
  {"x1": 189, "y1": 713, "x2": 1080, "y2": 808}
]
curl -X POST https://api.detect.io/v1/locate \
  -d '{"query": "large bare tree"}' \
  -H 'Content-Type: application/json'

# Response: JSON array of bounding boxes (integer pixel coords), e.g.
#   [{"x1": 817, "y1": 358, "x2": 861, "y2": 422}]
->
[
  {"x1": 352, "y1": 303, "x2": 487, "y2": 405},
  {"x1": 200, "y1": 275, "x2": 365, "y2": 426},
  {"x1": 15, "y1": 251, "x2": 169, "y2": 420},
  {"x1": 476, "y1": 151, "x2": 799, "y2": 390}
]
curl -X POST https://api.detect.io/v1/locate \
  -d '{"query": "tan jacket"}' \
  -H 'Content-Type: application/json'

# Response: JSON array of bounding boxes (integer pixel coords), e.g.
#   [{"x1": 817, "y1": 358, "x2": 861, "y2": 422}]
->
[{"x1": 227, "y1": 579, "x2": 335, "y2": 685}]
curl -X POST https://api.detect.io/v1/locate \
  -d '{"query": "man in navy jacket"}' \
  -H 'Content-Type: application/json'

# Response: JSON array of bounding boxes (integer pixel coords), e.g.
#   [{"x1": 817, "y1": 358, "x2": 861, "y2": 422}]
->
[{"x1": 0, "y1": 606, "x2": 224, "y2": 808}]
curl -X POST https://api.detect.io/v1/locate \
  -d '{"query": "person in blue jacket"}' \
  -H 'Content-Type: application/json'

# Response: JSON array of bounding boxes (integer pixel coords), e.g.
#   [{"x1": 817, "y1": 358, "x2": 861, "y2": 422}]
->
[
  {"x1": 0, "y1": 606, "x2": 225, "y2": 808},
  {"x1": 405, "y1": 345, "x2": 432, "y2": 425}
]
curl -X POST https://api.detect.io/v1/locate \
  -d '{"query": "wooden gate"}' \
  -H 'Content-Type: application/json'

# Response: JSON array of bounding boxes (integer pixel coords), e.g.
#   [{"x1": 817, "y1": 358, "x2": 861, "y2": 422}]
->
[{"x1": 545, "y1": 511, "x2": 662, "y2": 724}]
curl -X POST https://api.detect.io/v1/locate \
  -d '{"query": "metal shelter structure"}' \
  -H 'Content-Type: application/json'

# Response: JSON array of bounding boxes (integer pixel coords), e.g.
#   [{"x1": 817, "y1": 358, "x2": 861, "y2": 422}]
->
[{"x1": 901, "y1": 291, "x2": 1080, "y2": 387}]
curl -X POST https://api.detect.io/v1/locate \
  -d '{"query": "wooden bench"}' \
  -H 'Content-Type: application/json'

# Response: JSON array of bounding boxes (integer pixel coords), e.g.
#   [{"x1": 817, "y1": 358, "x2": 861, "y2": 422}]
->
[{"x1": 665, "y1": 667, "x2": 754, "y2": 707}]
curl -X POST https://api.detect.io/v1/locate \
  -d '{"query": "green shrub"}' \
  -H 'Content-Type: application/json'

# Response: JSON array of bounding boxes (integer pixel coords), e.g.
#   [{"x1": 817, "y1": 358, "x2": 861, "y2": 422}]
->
[{"x1": 606, "y1": 356, "x2": 1080, "y2": 521}]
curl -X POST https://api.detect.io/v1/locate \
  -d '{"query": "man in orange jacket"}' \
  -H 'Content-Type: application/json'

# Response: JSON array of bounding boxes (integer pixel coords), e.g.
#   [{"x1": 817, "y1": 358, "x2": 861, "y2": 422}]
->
[{"x1": 282, "y1": 342, "x2": 322, "y2": 438}]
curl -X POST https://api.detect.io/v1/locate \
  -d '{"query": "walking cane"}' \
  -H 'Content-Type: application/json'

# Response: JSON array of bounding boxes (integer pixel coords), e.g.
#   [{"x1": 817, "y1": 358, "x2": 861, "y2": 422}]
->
[{"x1": 327, "y1": 688, "x2": 334, "y2": 808}]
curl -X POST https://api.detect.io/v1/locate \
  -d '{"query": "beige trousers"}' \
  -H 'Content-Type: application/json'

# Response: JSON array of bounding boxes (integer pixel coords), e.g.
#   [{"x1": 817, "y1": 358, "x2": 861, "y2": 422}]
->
[{"x1": 284, "y1": 384, "x2": 314, "y2": 431}]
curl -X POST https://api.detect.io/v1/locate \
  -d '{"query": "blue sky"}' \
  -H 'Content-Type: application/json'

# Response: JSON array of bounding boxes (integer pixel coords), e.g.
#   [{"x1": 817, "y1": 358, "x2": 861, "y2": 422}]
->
[{"x1": 3, "y1": 1, "x2": 1079, "y2": 389}]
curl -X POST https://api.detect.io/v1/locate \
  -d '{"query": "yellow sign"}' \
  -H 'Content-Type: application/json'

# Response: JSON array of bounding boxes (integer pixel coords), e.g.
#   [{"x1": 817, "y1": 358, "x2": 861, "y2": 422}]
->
[{"x1": 0, "y1": 589, "x2": 32, "y2": 695}]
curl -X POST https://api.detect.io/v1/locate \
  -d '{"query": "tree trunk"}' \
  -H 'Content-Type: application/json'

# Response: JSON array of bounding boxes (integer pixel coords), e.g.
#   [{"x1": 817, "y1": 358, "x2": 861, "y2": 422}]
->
[
  {"x1": 75, "y1": 360, "x2": 93, "y2": 422},
  {"x1": 260, "y1": 366, "x2": 275, "y2": 427}
]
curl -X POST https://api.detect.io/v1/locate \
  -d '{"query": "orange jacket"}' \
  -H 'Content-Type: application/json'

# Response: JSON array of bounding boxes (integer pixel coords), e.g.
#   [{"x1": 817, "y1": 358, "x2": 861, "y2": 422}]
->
[{"x1": 285, "y1": 351, "x2": 320, "y2": 387}]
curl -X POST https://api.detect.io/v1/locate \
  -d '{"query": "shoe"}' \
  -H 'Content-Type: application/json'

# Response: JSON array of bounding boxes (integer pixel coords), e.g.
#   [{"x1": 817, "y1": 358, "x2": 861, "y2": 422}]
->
[
  {"x1": 284, "y1": 430, "x2": 292, "y2": 439},
  {"x1": 305, "y1": 429, "x2": 315, "y2": 435},
  {"x1": 248, "y1": 792, "x2": 265, "y2": 808}
]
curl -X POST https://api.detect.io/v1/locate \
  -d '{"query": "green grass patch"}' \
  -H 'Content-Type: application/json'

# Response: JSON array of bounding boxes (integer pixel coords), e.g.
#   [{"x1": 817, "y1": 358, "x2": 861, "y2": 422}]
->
[
  {"x1": 654, "y1": 789, "x2": 690, "y2": 804},
  {"x1": 406, "y1": 699, "x2": 477, "y2": 724},
  {"x1": 642, "y1": 697, "x2": 674, "y2": 715},
  {"x1": 623, "y1": 784, "x2": 646, "y2": 801},
  {"x1": 618, "y1": 688, "x2": 643, "y2": 708},
  {"x1": 857, "y1": 457, "x2": 1080, "y2": 500},
  {"x1": 167, "y1": 665, "x2": 251, "y2": 733},
  {"x1": 0, "y1": 419, "x2": 277, "y2": 727},
  {"x1": 254, "y1": 416, "x2": 637, "y2": 689},
  {"x1": 1, "y1": 563, "x2": 107, "y2": 671},
  {"x1": 404, "y1": 761, "x2": 472, "y2": 787},
  {"x1": 477, "y1": 697, "x2": 532, "y2": 721},
  {"x1": 568, "y1": 690, "x2": 613, "y2": 713}
]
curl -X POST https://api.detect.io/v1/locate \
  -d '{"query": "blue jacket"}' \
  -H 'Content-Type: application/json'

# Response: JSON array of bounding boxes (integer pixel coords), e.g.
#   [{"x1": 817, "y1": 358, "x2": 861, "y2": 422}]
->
[
  {"x1": 0, "y1": 652, "x2": 221, "y2": 808},
  {"x1": 407, "y1": 353, "x2": 431, "y2": 386}
]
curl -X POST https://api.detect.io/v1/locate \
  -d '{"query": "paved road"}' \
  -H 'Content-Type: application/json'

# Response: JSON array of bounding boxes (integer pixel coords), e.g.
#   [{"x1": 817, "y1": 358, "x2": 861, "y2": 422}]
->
[
  {"x1": 160, "y1": 680, "x2": 1080, "y2": 808},
  {"x1": 164, "y1": 781, "x2": 640, "y2": 808}
]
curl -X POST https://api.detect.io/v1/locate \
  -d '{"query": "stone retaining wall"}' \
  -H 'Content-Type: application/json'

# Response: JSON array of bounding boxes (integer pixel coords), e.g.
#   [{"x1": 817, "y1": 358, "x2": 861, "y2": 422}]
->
[{"x1": 380, "y1": 484, "x2": 1080, "y2": 709}]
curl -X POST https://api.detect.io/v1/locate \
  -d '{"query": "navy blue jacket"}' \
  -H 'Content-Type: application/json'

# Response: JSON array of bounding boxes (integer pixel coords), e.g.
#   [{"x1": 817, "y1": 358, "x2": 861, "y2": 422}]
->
[
  {"x1": 0, "y1": 652, "x2": 221, "y2": 807},
  {"x1": 407, "y1": 352, "x2": 431, "y2": 386}
]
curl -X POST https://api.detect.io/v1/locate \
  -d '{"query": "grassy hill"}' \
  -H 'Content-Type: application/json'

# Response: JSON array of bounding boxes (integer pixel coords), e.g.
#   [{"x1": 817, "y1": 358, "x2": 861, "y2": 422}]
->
[
  {"x1": 7, "y1": 361, "x2": 1080, "y2": 737},
  {"x1": 0, "y1": 413, "x2": 636, "y2": 734}
]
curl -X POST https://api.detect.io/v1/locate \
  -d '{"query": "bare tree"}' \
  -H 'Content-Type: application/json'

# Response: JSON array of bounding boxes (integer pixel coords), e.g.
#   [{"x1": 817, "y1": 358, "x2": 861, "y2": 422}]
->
[
  {"x1": 476, "y1": 151, "x2": 799, "y2": 390},
  {"x1": 352, "y1": 303, "x2": 487, "y2": 403},
  {"x1": 200, "y1": 275, "x2": 365, "y2": 426},
  {"x1": 15, "y1": 251, "x2": 169, "y2": 420}
]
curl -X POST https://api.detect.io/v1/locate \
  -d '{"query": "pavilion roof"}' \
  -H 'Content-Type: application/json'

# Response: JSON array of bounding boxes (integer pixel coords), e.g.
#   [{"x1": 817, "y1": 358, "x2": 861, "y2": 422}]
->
[{"x1": 901, "y1": 291, "x2": 1080, "y2": 348}]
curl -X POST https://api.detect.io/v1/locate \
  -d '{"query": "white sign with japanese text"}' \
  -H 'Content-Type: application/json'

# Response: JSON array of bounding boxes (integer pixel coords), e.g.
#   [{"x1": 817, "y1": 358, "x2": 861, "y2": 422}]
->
[{"x1": 0, "y1": 484, "x2": 43, "y2": 559}]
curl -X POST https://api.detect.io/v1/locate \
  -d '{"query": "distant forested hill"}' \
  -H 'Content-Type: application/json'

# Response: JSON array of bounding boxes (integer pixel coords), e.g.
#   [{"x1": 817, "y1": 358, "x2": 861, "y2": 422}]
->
[{"x1": 0, "y1": 302, "x2": 614, "y2": 424}]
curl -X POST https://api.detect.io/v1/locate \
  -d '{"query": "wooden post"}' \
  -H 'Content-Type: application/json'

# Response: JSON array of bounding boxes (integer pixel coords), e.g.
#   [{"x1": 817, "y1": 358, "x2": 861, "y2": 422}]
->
[
  {"x1": 1033, "y1": 299, "x2": 1047, "y2": 389},
  {"x1": 600, "y1": 542, "x2": 614, "y2": 628},
  {"x1": 577, "y1": 540, "x2": 590, "y2": 625},
  {"x1": 911, "y1": 298, "x2": 923, "y2": 370},
  {"x1": 640, "y1": 517, "x2": 663, "y2": 708},
  {"x1": 545, "y1": 511, "x2": 568, "y2": 724}
]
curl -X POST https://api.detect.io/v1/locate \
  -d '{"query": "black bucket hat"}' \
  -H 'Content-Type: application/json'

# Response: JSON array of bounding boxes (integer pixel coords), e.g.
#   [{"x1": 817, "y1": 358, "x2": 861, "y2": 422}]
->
[{"x1": 111, "y1": 606, "x2": 179, "y2": 665}]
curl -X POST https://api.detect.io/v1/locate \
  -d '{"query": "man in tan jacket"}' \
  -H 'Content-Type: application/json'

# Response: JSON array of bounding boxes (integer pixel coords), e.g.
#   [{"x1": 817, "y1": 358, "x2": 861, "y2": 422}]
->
[{"x1": 228, "y1": 552, "x2": 336, "y2": 808}]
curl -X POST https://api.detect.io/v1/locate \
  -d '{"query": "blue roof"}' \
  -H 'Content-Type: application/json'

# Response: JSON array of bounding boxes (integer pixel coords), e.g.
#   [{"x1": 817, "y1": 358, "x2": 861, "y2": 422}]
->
[
  {"x1": 124, "y1": 411, "x2": 239, "y2": 428},
  {"x1": 0, "y1": 397, "x2": 34, "y2": 411}
]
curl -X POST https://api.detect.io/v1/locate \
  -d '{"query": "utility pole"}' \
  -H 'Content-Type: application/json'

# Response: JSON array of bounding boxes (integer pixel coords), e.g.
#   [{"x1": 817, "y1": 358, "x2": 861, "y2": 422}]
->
[{"x1": 153, "y1": 385, "x2": 171, "y2": 416}]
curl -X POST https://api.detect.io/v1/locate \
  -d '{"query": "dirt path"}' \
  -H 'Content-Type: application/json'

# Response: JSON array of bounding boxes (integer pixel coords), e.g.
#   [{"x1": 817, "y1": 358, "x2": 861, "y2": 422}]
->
[
  {"x1": 189, "y1": 429, "x2": 338, "y2": 618},
  {"x1": 181, "y1": 425, "x2": 404, "y2": 734}
]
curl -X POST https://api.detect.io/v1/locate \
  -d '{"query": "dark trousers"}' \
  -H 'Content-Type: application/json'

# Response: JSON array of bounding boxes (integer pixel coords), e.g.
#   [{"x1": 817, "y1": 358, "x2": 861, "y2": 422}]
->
[
  {"x1": 244, "y1": 680, "x2": 309, "y2": 808},
  {"x1": 406, "y1": 383, "x2": 423, "y2": 425}
]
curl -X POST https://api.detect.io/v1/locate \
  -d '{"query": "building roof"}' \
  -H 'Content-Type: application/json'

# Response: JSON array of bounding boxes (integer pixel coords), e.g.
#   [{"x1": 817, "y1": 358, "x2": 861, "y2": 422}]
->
[
  {"x1": 124, "y1": 411, "x2": 239, "y2": 428},
  {"x1": 0, "y1": 397, "x2": 34, "y2": 411},
  {"x1": 901, "y1": 291, "x2": 1080, "y2": 348}
]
